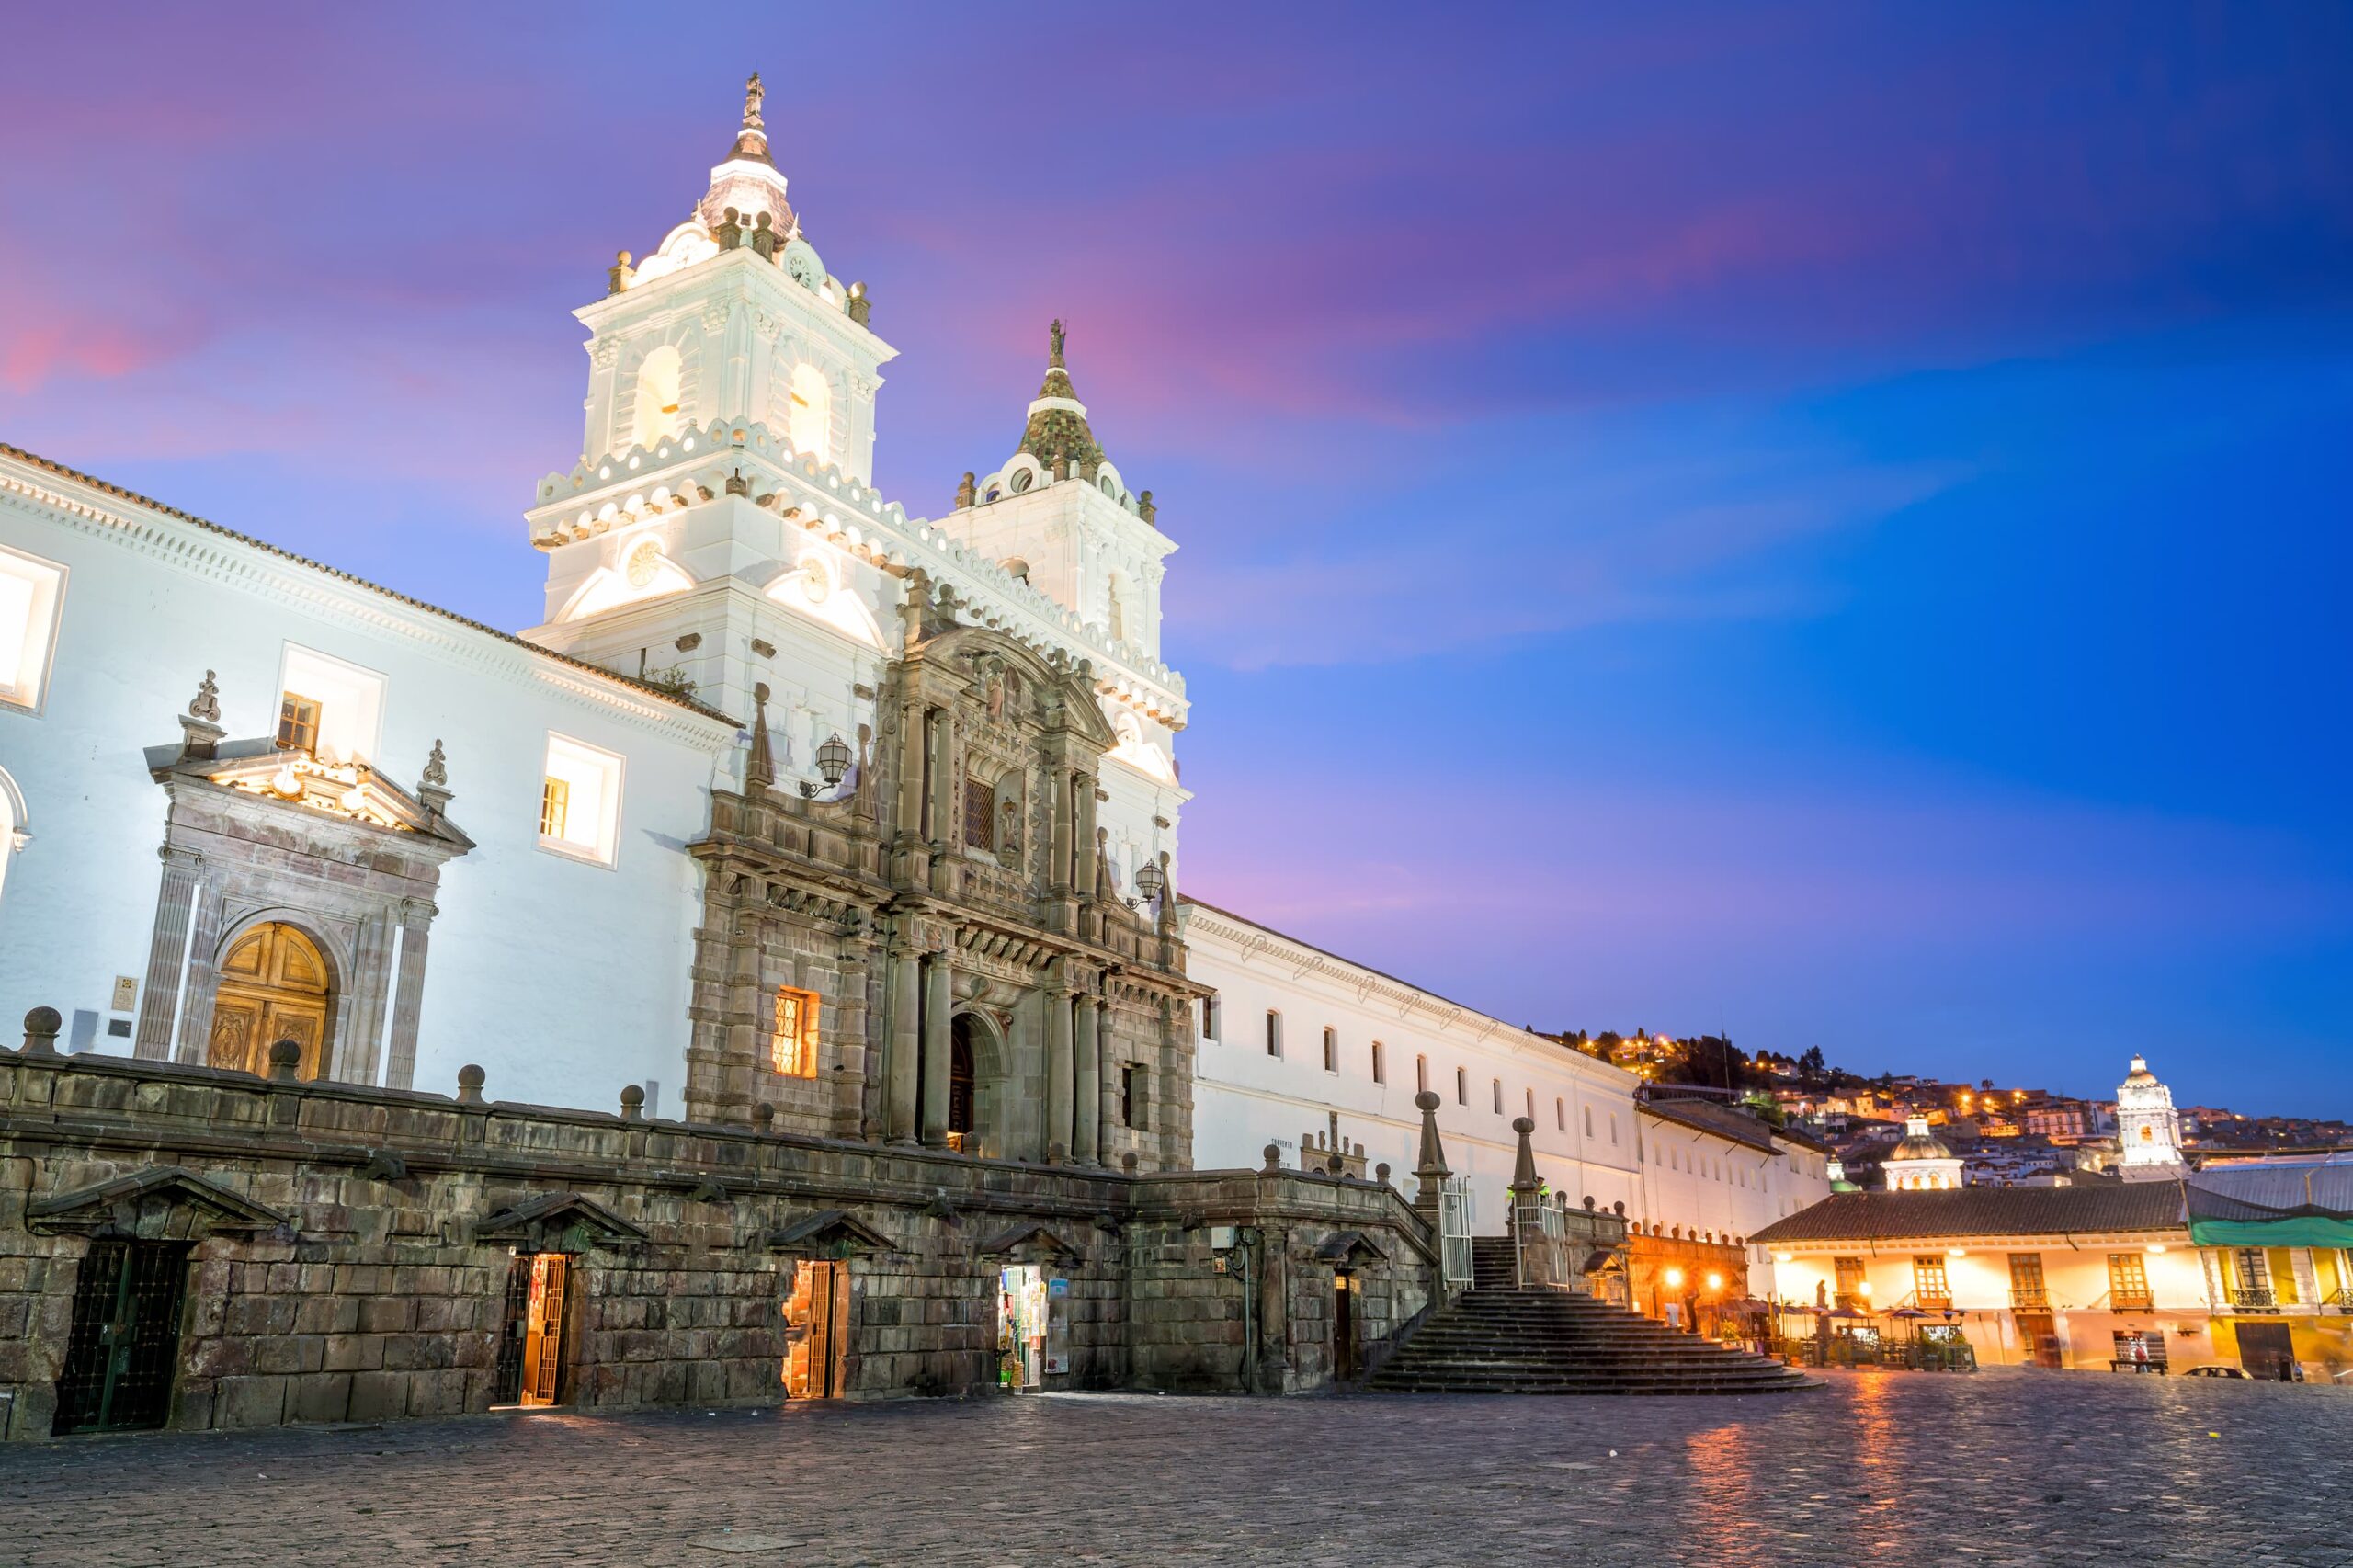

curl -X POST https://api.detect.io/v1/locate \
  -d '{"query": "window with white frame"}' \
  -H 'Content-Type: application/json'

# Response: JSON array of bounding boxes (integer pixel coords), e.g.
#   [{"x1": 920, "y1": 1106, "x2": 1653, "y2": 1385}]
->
[
  {"x1": 277, "y1": 644, "x2": 387, "y2": 766},
  {"x1": 0, "y1": 543, "x2": 68, "y2": 713},
  {"x1": 540, "y1": 732, "x2": 625, "y2": 866}
]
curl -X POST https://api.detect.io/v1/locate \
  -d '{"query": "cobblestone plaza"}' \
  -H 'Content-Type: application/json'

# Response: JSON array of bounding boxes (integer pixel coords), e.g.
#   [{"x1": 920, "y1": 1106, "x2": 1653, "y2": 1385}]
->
[{"x1": 1, "y1": 1369, "x2": 2347, "y2": 1567}]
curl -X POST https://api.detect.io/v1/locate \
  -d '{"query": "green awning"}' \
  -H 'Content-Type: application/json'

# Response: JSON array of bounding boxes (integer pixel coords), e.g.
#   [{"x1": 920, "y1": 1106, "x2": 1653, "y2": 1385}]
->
[{"x1": 2188, "y1": 1217, "x2": 2353, "y2": 1248}]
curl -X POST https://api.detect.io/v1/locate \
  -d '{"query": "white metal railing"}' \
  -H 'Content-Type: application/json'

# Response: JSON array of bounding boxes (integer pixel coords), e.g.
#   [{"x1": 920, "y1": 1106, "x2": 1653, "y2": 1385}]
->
[
  {"x1": 1514, "y1": 1200, "x2": 1571, "y2": 1290},
  {"x1": 1439, "y1": 1176, "x2": 1474, "y2": 1290}
]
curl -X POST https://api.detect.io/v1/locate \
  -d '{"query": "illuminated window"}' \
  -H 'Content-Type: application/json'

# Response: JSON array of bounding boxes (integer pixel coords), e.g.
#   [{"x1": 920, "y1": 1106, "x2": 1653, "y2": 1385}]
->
[
  {"x1": 1322, "y1": 1027, "x2": 1337, "y2": 1073},
  {"x1": 2106, "y1": 1253, "x2": 2152, "y2": 1310},
  {"x1": 771, "y1": 984, "x2": 820, "y2": 1076},
  {"x1": 539, "y1": 776, "x2": 570, "y2": 839},
  {"x1": 276, "y1": 693, "x2": 322, "y2": 756},
  {"x1": 1912, "y1": 1256, "x2": 1951, "y2": 1310},
  {"x1": 0, "y1": 543, "x2": 66, "y2": 713},
  {"x1": 277, "y1": 644, "x2": 386, "y2": 765},
  {"x1": 1834, "y1": 1256, "x2": 1866, "y2": 1310},
  {"x1": 540, "y1": 733, "x2": 624, "y2": 866},
  {"x1": 789, "y1": 362, "x2": 831, "y2": 459},
  {"x1": 1370, "y1": 1040, "x2": 1385, "y2": 1085},
  {"x1": 963, "y1": 777, "x2": 995, "y2": 851},
  {"x1": 634, "y1": 344, "x2": 684, "y2": 444}
]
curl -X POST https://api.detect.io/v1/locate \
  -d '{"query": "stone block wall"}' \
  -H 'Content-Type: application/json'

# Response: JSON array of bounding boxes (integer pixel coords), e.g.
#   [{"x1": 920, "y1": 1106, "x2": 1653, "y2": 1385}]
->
[{"x1": 0, "y1": 1041, "x2": 1433, "y2": 1440}]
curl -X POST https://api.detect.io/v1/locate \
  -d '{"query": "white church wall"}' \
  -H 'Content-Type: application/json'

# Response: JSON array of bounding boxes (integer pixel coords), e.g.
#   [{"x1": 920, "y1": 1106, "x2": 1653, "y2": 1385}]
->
[
  {"x1": 0, "y1": 451, "x2": 734, "y2": 1112},
  {"x1": 1181, "y1": 899, "x2": 1646, "y2": 1229}
]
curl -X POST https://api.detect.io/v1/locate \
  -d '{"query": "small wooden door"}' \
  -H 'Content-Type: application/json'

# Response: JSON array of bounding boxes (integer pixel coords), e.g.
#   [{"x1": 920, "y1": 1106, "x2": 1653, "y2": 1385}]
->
[
  {"x1": 1333, "y1": 1271, "x2": 1360, "y2": 1382},
  {"x1": 787, "y1": 1260, "x2": 850, "y2": 1399},
  {"x1": 209, "y1": 922, "x2": 333, "y2": 1078},
  {"x1": 54, "y1": 1242, "x2": 190, "y2": 1435},
  {"x1": 2015, "y1": 1312, "x2": 2062, "y2": 1369},
  {"x1": 2236, "y1": 1321, "x2": 2295, "y2": 1379}
]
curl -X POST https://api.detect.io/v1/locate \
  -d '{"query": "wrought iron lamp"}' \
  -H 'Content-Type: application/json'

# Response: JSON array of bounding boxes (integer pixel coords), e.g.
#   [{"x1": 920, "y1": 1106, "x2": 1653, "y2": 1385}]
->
[
  {"x1": 800, "y1": 733, "x2": 854, "y2": 800},
  {"x1": 1125, "y1": 857, "x2": 1165, "y2": 911}
]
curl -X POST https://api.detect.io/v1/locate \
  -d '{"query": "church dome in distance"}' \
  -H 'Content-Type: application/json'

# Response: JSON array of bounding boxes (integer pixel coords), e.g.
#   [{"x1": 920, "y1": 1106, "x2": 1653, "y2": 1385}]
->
[{"x1": 1888, "y1": 1115, "x2": 1952, "y2": 1163}]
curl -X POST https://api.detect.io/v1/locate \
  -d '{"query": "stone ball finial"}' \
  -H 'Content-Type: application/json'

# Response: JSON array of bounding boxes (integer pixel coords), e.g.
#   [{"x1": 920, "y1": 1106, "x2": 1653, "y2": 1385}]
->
[
  {"x1": 1261, "y1": 1142, "x2": 1282, "y2": 1174},
  {"x1": 21, "y1": 1006, "x2": 62, "y2": 1055},
  {"x1": 620, "y1": 1084, "x2": 645, "y2": 1120},
  {"x1": 1584, "y1": 1195, "x2": 1597, "y2": 1210},
  {"x1": 1613, "y1": 1200, "x2": 1626, "y2": 1216},
  {"x1": 1414, "y1": 1089, "x2": 1441, "y2": 1113},
  {"x1": 1121, "y1": 1152, "x2": 1139, "y2": 1175},
  {"x1": 1375, "y1": 1162, "x2": 1392, "y2": 1187},
  {"x1": 754, "y1": 1101, "x2": 777, "y2": 1130},
  {"x1": 1511, "y1": 1115, "x2": 1534, "y2": 1136},
  {"x1": 267, "y1": 1039, "x2": 302, "y2": 1081},
  {"x1": 457, "y1": 1063, "x2": 487, "y2": 1105}
]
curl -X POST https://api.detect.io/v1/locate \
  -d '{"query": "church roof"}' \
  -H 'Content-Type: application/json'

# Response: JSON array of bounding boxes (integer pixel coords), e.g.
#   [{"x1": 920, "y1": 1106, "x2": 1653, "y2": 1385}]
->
[
  {"x1": 1753, "y1": 1183, "x2": 2188, "y2": 1244},
  {"x1": 1887, "y1": 1118, "x2": 1954, "y2": 1162},
  {"x1": 0, "y1": 442, "x2": 736, "y2": 725},
  {"x1": 1640, "y1": 1096, "x2": 1783, "y2": 1155}
]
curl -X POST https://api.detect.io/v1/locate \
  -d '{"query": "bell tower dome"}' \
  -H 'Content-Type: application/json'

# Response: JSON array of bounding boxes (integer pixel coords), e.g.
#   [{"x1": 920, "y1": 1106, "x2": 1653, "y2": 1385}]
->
[{"x1": 2115, "y1": 1054, "x2": 2187, "y2": 1179}]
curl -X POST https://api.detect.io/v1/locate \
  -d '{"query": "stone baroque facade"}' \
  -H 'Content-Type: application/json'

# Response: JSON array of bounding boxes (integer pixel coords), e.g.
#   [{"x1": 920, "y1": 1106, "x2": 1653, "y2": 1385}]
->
[{"x1": 0, "y1": 1023, "x2": 1431, "y2": 1439}]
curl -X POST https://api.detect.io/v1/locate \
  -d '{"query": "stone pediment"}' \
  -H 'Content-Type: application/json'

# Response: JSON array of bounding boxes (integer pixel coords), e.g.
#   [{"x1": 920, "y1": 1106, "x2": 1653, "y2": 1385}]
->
[
  {"x1": 28, "y1": 1165, "x2": 292, "y2": 1240},
  {"x1": 919, "y1": 625, "x2": 1120, "y2": 755},
  {"x1": 1313, "y1": 1230, "x2": 1387, "y2": 1264},
  {"x1": 767, "y1": 1208, "x2": 895, "y2": 1257},
  {"x1": 473, "y1": 1192, "x2": 648, "y2": 1249},
  {"x1": 979, "y1": 1221, "x2": 1077, "y2": 1259},
  {"x1": 150, "y1": 739, "x2": 473, "y2": 850}
]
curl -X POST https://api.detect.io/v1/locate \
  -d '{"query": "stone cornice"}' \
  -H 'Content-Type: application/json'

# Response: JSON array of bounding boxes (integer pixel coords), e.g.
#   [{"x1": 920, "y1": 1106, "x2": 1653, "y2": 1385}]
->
[{"x1": 0, "y1": 446, "x2": 740, "y2": 744}]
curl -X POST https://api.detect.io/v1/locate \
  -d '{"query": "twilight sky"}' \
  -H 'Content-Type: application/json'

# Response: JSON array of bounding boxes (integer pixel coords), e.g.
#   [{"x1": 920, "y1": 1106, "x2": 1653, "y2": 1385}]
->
[{"x1": 6, "y1": 4, "x2": 2349, "y2": 1116}]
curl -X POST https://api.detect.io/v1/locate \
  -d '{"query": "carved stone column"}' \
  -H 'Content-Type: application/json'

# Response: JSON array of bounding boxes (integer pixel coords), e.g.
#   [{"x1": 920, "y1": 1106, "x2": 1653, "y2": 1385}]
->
[
  {"x1": 920, "y1": 945, "x2": 954, "y2": 1148},
  {"x1": 894, "y1": 690, "x2": 926, "y2": 841},
  {"x1": 1073, "y1": 990, "x2": 1101, "y2": 1165},
  {"x1": 134, "y1": 846, "x2": 203, "y2": 1059},
  {"x1": 884, "y1": 939, "x2": 921, "y2": 1145},
  {"x1": 335, "y1": 908, "x2": 397, "y2": 1085},
  {"x1": 1044, "y1": 975, "x2": 1074, "y2": 1164},
  {"x1": 1049, "y1": 771, "x2": 1073, "y2": 896},
  {"x1": 172, "y1": 884, "x2": 229, "y2": 1064},
  {"x1": 926, "y1": 708, "x2": 954, "y2": 846},
  {"x1": 384, "y1": 899, "x2": 437, "y2": 1090},
  {"x1": 1073, "y1": 773, "x2": 1097, "y2": 897}
]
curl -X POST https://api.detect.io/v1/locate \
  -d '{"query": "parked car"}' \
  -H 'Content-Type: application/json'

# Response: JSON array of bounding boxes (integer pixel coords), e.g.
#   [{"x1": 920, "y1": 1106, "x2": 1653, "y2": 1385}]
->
[{"x1": 2183, "y1": 1365, "x2": 2251, "y2": 1379}]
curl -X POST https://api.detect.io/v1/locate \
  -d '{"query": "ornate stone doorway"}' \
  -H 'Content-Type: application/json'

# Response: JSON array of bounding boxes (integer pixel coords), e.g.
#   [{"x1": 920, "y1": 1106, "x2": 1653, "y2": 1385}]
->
[{"x1": 208, "y1": 921, "x2": 333, "y2": 1077}]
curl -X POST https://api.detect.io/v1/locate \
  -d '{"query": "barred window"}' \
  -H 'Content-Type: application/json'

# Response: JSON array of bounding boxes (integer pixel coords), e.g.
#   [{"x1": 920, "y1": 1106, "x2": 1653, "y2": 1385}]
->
[
  {"x1": 963, "y1": 777, "x2": 995, "y2": 850},
  {"x1": 771, "y1": 984, "x2": 821, "y2": 1077}
]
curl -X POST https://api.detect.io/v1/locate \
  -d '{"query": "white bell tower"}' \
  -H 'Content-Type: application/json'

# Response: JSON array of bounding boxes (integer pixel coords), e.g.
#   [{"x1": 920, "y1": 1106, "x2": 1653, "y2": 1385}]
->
[
  {"x1": 2115, "y1": 1054, "x2": 2187, "y2": 1179},
  {"x1": 523, "y1": 74, "x2": 904, "y2": 745}
]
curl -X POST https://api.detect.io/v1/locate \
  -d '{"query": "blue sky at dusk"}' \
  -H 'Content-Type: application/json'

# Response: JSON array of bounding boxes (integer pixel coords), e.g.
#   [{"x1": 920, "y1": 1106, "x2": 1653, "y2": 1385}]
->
[{"x1": 6, "y1": 4, "x2": 2348, "y2": 1115}]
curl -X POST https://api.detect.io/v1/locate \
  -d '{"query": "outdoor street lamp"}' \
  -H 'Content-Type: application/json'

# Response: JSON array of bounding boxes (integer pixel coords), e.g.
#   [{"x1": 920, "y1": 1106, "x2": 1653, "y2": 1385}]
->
[
  {"x1": 1124, "y1": 856, "x2": 1165, "y2": 910},
  {"x1": 800, "y1": 733, "x2": 853, "y2": 800}
]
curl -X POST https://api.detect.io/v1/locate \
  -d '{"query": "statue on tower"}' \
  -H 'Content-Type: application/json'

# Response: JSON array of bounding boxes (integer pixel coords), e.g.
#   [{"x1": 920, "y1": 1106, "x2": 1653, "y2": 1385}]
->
[
  {"x1": 732, "y1": 71, "x2": 770, "y2": 162},
  {"x1": 1049, "y1": 318, "x2": 1066, "y2": 369}
]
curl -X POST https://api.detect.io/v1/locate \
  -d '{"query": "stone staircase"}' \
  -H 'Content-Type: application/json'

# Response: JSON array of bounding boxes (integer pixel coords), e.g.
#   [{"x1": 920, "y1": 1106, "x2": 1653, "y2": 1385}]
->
[{"x1": 1366, "y1": 1238, "x2": 1813, "y2": 1395}]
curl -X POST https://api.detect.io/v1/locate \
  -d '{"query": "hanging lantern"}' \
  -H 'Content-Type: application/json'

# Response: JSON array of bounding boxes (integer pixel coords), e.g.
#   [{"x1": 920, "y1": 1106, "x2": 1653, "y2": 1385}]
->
[
  {"x1": 815, "y1": 732, "x2": 853, "y2": 787},
  {"x1": 1133, "y1": 858, "x2": 1165, "y2": 903}
]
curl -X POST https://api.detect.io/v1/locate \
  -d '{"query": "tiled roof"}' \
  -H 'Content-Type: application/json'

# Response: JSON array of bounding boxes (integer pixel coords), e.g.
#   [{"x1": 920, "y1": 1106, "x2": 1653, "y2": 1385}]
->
[
  {"x1": 0, "y1": 442, "x2": 738, "y2": 726},
  {"x1": 1752, "y1": 1182, "x2": 2187, "y2": 1244},
  {"x1": 2187, "y1": 1161, "x2": 2353, "y2": 1221},
  {"x1": 1641, "y1": 1096, "x2": 1782, "y2": 1155}
]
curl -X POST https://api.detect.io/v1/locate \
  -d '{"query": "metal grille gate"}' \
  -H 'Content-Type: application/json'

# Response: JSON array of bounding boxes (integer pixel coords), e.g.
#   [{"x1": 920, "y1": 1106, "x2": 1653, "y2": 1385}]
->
[
  {"x1": 1439, "y1": 1176, "x2": 1474, "y2": 1290},
  {"x1": 53, "y1": 1241, "x2": 190, "y2": 1435}
]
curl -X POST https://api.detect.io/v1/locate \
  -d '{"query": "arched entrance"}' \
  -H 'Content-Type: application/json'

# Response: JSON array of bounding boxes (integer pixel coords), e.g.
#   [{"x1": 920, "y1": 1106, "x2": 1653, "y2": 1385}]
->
[
  {"x1": 948, "y1": 1014, "x2": 979, "y2": 1151},
  {"x1": 207, "y1": 921, "x2": 333, "y2": 1078}
]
